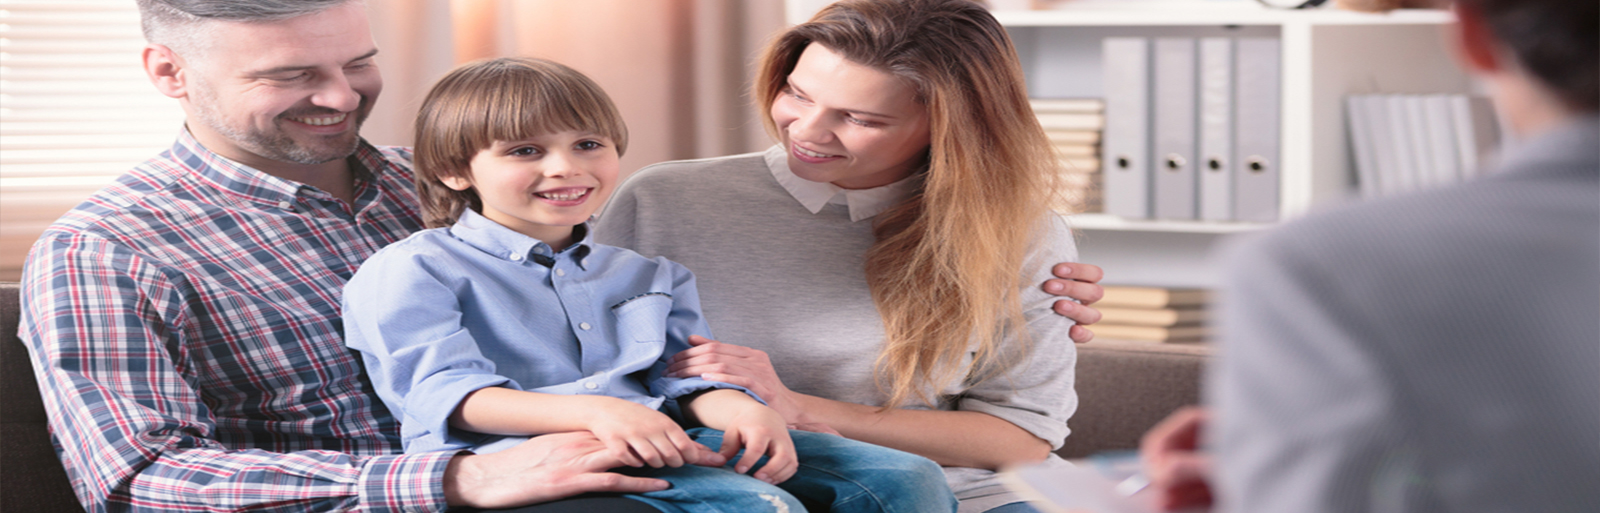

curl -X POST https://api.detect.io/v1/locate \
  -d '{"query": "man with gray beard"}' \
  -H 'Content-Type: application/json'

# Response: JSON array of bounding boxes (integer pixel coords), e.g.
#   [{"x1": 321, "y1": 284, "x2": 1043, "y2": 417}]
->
[{"x1": 17, "y1": 1, "x2": 694, "y2": 511}]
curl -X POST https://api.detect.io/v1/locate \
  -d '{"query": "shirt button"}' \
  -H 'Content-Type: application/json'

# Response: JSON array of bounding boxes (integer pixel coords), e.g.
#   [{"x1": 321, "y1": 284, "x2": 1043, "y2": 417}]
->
[
  {"x1": 277, "y1": 200, "x2": 293, "y2": 209},
  {"x1": 584, "y1": 382, "x2": 599, "y2": 390},
  {"x1": 579, "y1": 322, "x2": 592, "y2": 330},
  {"x1": 555, "y1": 269, "x2": 566, "y2": 277},
  {"x1": 509, "y1": 253, "x2": 524, "y2": 261}
]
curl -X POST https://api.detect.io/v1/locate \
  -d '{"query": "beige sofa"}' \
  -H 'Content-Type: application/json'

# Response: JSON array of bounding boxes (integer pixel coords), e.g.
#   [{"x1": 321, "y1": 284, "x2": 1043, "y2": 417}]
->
[{"x1": 0, "y1": 281, "x2": 1206, "y2": 510}]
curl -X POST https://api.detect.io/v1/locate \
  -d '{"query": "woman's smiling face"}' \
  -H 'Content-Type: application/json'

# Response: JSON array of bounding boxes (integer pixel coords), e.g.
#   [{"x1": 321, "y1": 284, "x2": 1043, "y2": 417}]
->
[{"x1": 769, "y1": 43, "x2": 931, "y2": 190}]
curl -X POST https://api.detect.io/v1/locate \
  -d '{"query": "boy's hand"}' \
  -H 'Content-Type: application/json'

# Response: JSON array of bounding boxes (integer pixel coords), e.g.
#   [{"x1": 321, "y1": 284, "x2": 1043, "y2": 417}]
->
[
  {"x1": 587, "y1": 397, "x2": 706, "y2": 468},
  {"x1": 718, "y1": 404, "x2": 798, "y2": 484}
]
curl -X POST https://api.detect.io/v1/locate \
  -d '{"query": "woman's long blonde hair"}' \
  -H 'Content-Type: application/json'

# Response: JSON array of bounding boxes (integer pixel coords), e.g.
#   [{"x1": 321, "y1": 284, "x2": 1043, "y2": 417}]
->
[{"x1": 755, "y1": 0, "x2": 1059, "y2": 408}]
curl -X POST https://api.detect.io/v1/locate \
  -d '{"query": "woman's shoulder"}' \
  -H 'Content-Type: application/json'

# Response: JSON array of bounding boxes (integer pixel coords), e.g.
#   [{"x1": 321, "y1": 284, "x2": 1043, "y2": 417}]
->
[
  {"x1": 1030, "y1": 214, "x2": 1079, "y2": 265},
  {"x1": 622, "y1": 151, "x2": 772, "y2": 189}
]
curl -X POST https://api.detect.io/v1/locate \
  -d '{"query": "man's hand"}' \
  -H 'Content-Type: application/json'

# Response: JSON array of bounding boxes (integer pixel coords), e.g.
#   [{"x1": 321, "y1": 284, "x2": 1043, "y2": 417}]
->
[
  {"x1": 717, "y1": 405, "x2": 799, "y2": 485},
  {"x1": 1140, "y1": 406, "x2": 1214, "y2": 511},
  {"x1": 442, "y1": 431, "x2": 719, "y2": 509},
  {"x1": 1044, "y1": 262, "x2": 1105, "y2": 343}
]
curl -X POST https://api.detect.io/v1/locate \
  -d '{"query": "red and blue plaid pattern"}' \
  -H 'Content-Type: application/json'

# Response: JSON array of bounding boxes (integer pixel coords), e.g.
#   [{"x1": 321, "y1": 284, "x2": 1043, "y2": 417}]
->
[{"x1": 17, "y1": 129, "x2": 455, "y2": 512}]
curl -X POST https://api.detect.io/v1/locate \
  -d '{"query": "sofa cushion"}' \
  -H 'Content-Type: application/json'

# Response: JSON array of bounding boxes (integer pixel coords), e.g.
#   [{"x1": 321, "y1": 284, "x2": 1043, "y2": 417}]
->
[{"x1": 1056, "y1": 339, "x2": 1209, "y2": 459}]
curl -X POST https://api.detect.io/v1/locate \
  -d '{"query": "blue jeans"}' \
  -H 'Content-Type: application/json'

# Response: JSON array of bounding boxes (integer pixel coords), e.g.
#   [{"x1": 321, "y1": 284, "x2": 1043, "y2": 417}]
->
[
  {"x1": 622, "y1": 427, "x2": 956, "y2": 513},
  {"x1": 982, "y1": 501, "x2": 1043, "y2": 513}
]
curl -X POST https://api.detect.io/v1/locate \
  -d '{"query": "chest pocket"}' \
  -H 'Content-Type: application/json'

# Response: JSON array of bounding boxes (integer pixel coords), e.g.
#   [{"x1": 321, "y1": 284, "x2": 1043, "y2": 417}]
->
[{"x1": 612, "y1": 292, "x2": 674, "y2": 345}]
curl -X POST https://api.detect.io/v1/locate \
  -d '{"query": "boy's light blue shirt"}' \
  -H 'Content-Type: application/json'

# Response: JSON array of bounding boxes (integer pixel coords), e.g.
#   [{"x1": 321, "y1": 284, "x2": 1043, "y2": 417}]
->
[{"x1": 343, "y1": 209, "x2": 756, "y2": 455}]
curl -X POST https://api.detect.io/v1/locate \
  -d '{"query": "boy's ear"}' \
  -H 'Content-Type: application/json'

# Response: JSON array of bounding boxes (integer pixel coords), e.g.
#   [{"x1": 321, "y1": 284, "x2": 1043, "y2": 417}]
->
[
  {"x1": 143, "y1": 44, "x2": 188, "y2": 99},
  {"x1": 440, "y1": 175, "x2": 474, "y2": 191}
]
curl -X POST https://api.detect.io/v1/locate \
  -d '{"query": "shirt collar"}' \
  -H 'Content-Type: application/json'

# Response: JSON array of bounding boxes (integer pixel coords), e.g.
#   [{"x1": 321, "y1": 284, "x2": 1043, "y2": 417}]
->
[
  {"x1": 1493, "y1": 114, "x2": 1599, "y2": 178},
  {"x1": 764, "y1": 145, "x2": 921, "y2": 222},
  {"x1": 450, "y1": 209, "x2": 593, "y2": 268},
  {"x1": 174, "y1": 126, "x2": 383, "y2": 210}
]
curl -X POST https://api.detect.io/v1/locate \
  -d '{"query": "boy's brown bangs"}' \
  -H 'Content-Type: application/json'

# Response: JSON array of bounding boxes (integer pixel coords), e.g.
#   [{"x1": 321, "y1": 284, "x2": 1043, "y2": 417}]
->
[{"x1": 465, "y1": 64, "x2": 629, "y2": 157}]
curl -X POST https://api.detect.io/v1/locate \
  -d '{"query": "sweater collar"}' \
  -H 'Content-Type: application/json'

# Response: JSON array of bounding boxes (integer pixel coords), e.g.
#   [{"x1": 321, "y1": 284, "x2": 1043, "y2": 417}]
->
[{"x1": 764, "y1": 145, "x2": 921, "y2": 222}]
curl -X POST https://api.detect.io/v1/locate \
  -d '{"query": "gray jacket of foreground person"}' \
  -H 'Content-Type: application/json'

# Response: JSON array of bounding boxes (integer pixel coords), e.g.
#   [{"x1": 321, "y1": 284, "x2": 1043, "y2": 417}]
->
[{"x1": 1210, "y1": 116, "x2": 1600, "y2": 513}]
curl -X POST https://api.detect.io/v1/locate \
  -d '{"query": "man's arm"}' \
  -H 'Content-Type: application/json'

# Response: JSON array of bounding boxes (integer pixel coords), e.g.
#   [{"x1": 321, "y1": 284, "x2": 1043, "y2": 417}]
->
[
  {"x1": 442, "y1": 432, "x2": 676, "y2": 509},
  {"x1": 20, "y1": 236, "x2": 453, "y2": 512}
]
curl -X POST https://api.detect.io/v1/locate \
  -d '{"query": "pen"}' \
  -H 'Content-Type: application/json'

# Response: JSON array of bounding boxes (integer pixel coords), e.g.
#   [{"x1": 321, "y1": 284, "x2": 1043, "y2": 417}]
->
[{"x1": 1113, "y1": 472, "x2": 1151, "y2": 497}]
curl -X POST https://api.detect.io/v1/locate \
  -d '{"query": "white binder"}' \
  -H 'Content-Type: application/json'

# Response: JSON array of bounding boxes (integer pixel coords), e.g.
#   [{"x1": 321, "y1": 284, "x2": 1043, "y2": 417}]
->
[
  {"x1": 1232, "y1": 38, "x2": 1280, "y2": 223},
  {"x1": 1402, "y1": 95, "x2": 1441, "y2": 187},
  {"x1": 1101, "y1": 37, "x2": 1152, "y2": 219},
  {"x1": 1345, "y1": 95, "x2": 1382, "y2": 199},
  {"x1": 1422, "y1": 94, "x2": 1463, "y2": 185},
  {"x1": 1198, "y1": 37, "x2": 1234, "y2": 221},
  {"x1": 1451, "y1": 95, "x2": 1499, "y2": 179},
  {"x1": 1386, "y1": 95, "x2": 1421, "y2": 193},
  {"x1": 1362, "y1": 96, "x2": 1403, "y2": 196},
  {"x1": 1152, "y1": 38, "x2": 1198, "y2": 220}
]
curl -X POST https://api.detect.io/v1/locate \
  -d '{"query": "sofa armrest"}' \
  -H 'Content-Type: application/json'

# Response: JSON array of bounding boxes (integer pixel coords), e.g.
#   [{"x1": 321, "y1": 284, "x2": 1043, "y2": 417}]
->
[{"x1": 1056, "y1": 339, "x2": 1209, "y2": 459}]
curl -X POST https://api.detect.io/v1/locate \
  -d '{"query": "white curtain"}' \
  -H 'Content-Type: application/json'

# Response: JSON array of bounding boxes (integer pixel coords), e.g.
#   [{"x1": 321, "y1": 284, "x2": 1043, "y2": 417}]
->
[
  {"x1": 363, "y1": 0, "x2": 785, "y2": 177},
  {"x1": 0, "y1": 0, "x2": 785, "y2": 280}
]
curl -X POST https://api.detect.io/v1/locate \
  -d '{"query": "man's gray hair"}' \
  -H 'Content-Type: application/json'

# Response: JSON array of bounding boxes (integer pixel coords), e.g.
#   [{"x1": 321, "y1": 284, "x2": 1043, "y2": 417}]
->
[{"x1": 136, "y1": 0, "x2": 357, "y2": 57}]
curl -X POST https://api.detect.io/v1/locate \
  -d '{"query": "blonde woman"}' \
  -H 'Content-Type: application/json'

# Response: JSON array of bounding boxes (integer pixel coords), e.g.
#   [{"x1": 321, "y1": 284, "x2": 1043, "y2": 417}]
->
[{"x1": 596, "y1": 1, "x2": 1102, "y2": 511}]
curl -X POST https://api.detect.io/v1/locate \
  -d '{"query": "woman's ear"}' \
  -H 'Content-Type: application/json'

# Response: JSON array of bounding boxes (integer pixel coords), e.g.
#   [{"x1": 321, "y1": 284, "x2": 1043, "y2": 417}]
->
[
  {"x1": 440, "y1": 175, "x2": 473, "y2": 191},
  {"x1": 143, "y1": 44, "x2": 188, "y2": 99}
]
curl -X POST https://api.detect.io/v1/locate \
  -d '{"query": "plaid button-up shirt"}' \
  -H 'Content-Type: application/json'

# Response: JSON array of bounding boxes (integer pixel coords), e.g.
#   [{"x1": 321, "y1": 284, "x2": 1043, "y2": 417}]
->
[{"x1": 17, "y1": 129, "x2": 450, "y2": 512}]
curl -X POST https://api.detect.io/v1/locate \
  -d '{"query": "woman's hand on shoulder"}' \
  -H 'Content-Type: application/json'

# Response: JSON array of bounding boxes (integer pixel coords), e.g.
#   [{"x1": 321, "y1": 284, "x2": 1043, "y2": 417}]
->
[
  {"x1": 666, "y1": 336, "x2": 812, "y2": 425},
  {"x1": 1045, "y1": 262, "x2": 1106, "y2": 343}
]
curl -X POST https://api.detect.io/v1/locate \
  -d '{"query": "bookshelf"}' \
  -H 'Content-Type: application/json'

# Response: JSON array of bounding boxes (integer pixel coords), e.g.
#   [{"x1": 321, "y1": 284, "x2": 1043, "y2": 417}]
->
[
  {"x1": 1012, "y1": 2, "x2": 1472, "y2": 286},
  {"x1": 784, "y1": 1, "x2": 1475, "y2": 286}
]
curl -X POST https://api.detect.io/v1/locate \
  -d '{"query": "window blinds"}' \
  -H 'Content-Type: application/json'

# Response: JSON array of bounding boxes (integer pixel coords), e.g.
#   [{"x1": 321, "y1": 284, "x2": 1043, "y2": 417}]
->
[{"x1": 0, "y1": 1, "x2": 185, "y2": 279}]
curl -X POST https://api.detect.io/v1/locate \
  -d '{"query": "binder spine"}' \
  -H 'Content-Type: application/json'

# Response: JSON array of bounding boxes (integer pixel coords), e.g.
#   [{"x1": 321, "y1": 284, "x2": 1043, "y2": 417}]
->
[
  {"x1": 1233, "y1": 38, "x2": 1281, "y2": 223},
  {"x1": 1153, "y1": 38, "x2": 1198, "y2": 220},
  {"x1": 1102, "y1": 37, "x2": 1153, "y2": 219},
  {"x1": 1198, "y1": 37, "x2": 1235, "y2": 221}
]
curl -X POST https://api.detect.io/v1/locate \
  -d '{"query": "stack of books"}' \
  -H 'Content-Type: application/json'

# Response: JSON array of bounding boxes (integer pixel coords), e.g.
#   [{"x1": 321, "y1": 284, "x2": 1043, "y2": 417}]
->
[
  {"x1": 1092, "y1": 285, "x2": 1209, "y2": 343},
  {"x1": 1031, "y1": 98, "x2": 1104, "y2": 214},
  {"x1": 1345, "y1": 94, "x2": 1500, "y2": 199}
]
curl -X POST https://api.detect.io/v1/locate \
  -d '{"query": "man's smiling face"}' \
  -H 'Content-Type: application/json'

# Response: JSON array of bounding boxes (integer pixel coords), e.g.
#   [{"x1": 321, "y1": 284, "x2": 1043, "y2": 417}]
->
[{"x1": 178, "y1": 1, "x2": 382, "y2": 168}]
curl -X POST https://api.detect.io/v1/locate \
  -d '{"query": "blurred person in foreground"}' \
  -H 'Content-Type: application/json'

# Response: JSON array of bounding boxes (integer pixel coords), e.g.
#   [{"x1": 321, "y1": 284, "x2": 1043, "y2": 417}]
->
[{"x1": 1140, "y1": 0, "x2": 1598, "y2": 511}]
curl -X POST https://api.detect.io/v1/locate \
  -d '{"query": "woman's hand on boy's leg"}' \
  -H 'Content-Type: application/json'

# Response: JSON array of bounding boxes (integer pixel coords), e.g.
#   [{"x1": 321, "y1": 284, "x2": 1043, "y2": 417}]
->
[
  {"x1": 719, "y1": 405, "x2": 799, "y2": 484},
  {"x1": 585, "y1": 396, "x2": 702, "y2": 468}
]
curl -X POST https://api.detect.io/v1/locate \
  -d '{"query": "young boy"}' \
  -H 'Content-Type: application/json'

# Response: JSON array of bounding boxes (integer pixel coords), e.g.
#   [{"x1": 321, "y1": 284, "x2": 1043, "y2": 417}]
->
[{"x1": 342, "y1": 57, "x2": 956, "y2": 513}]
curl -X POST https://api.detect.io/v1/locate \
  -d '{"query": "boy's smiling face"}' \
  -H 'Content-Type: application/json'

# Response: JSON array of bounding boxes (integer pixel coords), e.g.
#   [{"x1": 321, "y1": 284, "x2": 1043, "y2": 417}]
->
[{"x1": 443, "y1": 130, "x2": 620, "y2": 249}]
